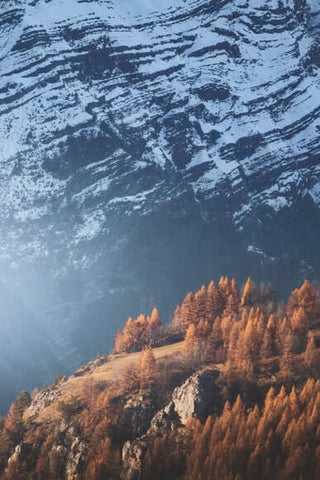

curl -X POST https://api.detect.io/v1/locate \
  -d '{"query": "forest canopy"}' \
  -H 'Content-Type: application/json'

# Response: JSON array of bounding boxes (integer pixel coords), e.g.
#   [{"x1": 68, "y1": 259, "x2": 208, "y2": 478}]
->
[{"x1": 1, "y1": 277, "x2": 320, "y2": 480}]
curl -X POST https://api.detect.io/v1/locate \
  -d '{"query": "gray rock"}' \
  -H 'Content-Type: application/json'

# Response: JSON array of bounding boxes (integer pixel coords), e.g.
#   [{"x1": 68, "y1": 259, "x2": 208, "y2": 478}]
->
[
  {"x1": 121, "y1": 368, "x2": 221, "y2": 479},
  {"x1": 124, "y1": 394, "x2": 156, "y2": 438},
  {"x1": 27, "y1": 388, "x2": 62, "y2": 417},
  {"x1": 7, "y1": 443, "x2": 32, "y2": 466},
  {"x1": 121, "y1": 439, "x2": 147, "y2": 480},
  {"x1": 172, "y1": 368, "x2": 220, "y2": 424},
  {"x1": 65, "y1": 435, "x2": 87, "y2": 480}
]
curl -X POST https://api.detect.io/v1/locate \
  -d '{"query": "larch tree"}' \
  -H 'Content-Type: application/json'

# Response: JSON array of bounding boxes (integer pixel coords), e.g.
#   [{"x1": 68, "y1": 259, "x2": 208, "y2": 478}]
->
[
  {"x1": 184, "y1": 323, "x2": 197, "y2": 363},
  {"x1": 288, "y1": 280, "x2": 318, "y2": 326},
  {"x1": 171, "y1": 305, "x2": 182, "y2": 330},
  {"x1": 194, "y1": 285, "x2": 208, "y2": 322},
  {"x1": 4, "y1": 404, "x2": 23, "y2": 445},
  {"x1": 241, "y1": 278, "x2": 255, "y2": 307},
  {"x1": 260, "y1": 316, "x2": 277, "y2": 370},
  {"x1": 180, "y1": 292, "x2": 195, "y2": 328},
  {"x1": 139, "y1": 346, "x2": 157, "y2": 389},
  {"x1": 290, "y1": 307, "x2": 308, "y2": 352},
  {"x1": 304, "y1": 332, "x2": 320, "y2": 374},
  {"x1": 220, "y1": 277, "x2": 240, "y2": 314},
  {"x1": 207, "y1": 281, "x2": 220, "y2": 319},
  {"x1": 149, "y1": 307, "x2": 161, "y2": 329},
  {"x1": 210, "y1": 317, "x2": 224, "y2": 362},
  {"x1": 279, "y1": 332, "x2": 295, "y2": 383},
  {"x1": 14, "y1": 390, "x2": 31, "y2": 418}
]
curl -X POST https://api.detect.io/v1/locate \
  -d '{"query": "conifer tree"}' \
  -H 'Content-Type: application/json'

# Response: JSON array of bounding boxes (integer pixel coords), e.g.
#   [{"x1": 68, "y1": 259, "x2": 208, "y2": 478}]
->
[
  {"x1": 207, "y1": 280, "x2": 220, "y2": 319},
  {"x1": 139, "y1": 347, "x2": 157, "y2": 389},
  {"x1": 304, "y1": 332, "x2": 320, "y2": 375},
  {"x1": 149, "y1": 307, "x2": 161, "y2": 329},
  {"x1": 291, "y1": 307, "x2": 308, "y2": 352},
  {"x1": 241, "y1": 278, "x2": 255, "y2": 307},
  {"x1": 4, "y1": 404, "x2": 23, "y2": 445},
  {"x1": 194, "y1": 285, "x2": 208, "y2": 322},
  {"x1": 14, "y1": 391, "x2": 31, "y2": 417},
  {"x1": 171, "y1": 305, "x2": 182, "y2": 329},
  {"x1": 222, "y1": 278, "x2": 240, "y2": 314},
  {"x1": 260, "y1": 314, "x2": 276, "y2": 369},
  {"x1": 180, "y1": 292, "x2": 195, "y2": 328},
  {"x1": 279, "y1": 332, "x2": 295, "y2": 383},
  {"x1": 288, "y1": 280, "x2": 318, "y2": 326},
  {"x1": 184, "y1": 323, "x2": 198, "y2": 364},
  {"x1": 210, "y1": 317, "x2": 224, "y2": 362}
]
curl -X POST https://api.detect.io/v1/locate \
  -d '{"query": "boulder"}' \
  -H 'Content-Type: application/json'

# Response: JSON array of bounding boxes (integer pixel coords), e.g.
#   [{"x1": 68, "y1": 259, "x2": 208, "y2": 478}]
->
[
  {"x1": 121, "y1": 368, "x2": 221, "y2": 479},
  {"x1": 172, "y1": 368, "x2": 220, "y2": 424}
]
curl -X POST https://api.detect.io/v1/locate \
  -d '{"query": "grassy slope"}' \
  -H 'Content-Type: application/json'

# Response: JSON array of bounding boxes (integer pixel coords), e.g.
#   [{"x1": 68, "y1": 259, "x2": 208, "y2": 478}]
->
[{"x1": 36, "y1": 341, "x2": 185, "y2": 423}]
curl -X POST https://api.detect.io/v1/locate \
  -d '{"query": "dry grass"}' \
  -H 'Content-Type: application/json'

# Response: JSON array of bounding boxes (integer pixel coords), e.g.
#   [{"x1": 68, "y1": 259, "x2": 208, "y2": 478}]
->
[{"x1": 36, "y1": 341, "x2": 185, "y2": 423}]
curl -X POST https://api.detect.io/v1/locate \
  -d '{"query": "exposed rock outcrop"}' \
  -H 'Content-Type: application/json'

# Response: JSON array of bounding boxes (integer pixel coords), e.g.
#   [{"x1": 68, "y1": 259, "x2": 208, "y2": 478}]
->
[
  {"x1": 124, "y1": 394, "x2": 156, "y2": 438},
  {"x1": 65, "y1": 435, "x2": 87, "y2": 480},
  {"x1": 7, "y1": 443, "x2": 33, "y2": 467},
  {"x1": 172, "y1": 368, "x2": 220, "y2": 424},
  {"x1": 121, "y1": 367, "x2": 221, "y2": 480},
  {"x1": 122, "y1": 439, "x2": 147, "y2": 480},
  {"x1": 27, "y1": 388, "x2": 62, "y2": 417}
]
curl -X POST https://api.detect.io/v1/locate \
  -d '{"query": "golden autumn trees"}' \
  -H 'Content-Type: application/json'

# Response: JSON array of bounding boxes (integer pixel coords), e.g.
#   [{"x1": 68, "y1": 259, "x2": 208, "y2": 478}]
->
[
  {"x1": 182, "y1": 380, "x2": 320, "y2": 480},
  {"x1": 114, "y1": 308, "x2": 162, "y2": 353},
  {"x1": 241, "y1": 277, "x2": 255, "y2": 307},
  {"x1": 260, "y1": 315, "x2": 277, "y2": 360},
  {"x1": 184, "y1": 320, "x2": 212, "y2": 365},
  {"x1": 179, "y1": 278, "x2": 320, "y2": 382},
  {"x1": 4, "y1": 404, "x2": 23, "y2": 445},
  {"x1": 85, "y1": 437, "x2": 120, "y2": 480},
  {"x1": 139, "y1": 346, "x2": 157, "y2": 389},
  {"x1": 118, "y1": 346, "x2": 158, "y2": 392},
  {"x1": 149, "y1": 307, "x2": 161, "y2": 330},
  {"x1": 288, "y1": 280, "x2": 320, "y2": 327},
  {"x1": 3, "y1": 276, "x2": 320, "y2": 480},
  {"x1": 179, "y1": 292, "x2": 196, "y2": 328},
  {"x1": 290, "y1": 307, "x2": 308, "y2": 352},
  {"x1": 279, "y1": 331, "x2": 295, "y2": 384},
  {"x1": 304, "y1": 332, "x2": 320, "y2": 374},
  {"x1": 0, "y1": 402, "x2": 25, "y2": 472},
  {"x1": 170, "y1": 276, "x2": 240, "y2": 332}
]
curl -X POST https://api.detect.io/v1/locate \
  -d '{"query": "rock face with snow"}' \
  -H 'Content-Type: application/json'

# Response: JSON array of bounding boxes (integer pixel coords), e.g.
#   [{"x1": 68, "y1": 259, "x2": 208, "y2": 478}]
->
[{"x1": 0, "y1": 0, "x2": 319, "y2": 406}]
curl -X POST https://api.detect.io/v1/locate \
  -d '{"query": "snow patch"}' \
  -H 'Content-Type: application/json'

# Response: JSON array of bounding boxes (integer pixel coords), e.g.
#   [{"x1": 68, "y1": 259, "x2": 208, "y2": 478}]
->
[{"x1": 74, "y1": 210, "x2": 105, "y2": 243}]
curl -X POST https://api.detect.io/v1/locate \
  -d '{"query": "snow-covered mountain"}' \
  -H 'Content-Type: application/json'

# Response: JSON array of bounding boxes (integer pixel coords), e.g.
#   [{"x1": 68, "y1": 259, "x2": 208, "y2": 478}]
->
[{"x1": 0, "y1": 0, "x2": 319, "y2": 405}]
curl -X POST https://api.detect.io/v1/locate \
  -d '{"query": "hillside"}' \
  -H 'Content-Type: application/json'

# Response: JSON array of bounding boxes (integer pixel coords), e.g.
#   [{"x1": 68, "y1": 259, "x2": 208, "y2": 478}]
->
[
  {"x1": 1, "y1": 276, "x2": 320, "y2": 479},
  {"x1": 0, "y1": 0, "x2": 319, "y2": 408},
  {"x1": 34, "y1": 341, "x2": 185, "y2": 424}
]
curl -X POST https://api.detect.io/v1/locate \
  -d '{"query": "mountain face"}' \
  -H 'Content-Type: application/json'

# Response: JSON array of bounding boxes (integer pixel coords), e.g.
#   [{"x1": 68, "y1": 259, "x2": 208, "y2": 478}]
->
[{"x1": 0, "y1": 0, "x2": 319, "y2": 407}]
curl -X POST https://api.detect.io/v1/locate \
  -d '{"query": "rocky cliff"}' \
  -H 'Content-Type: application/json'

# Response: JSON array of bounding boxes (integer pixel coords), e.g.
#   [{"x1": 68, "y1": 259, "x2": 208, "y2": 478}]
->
[{"x1": 121, "y1": 368, "x2": 220, "y2": 480}]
